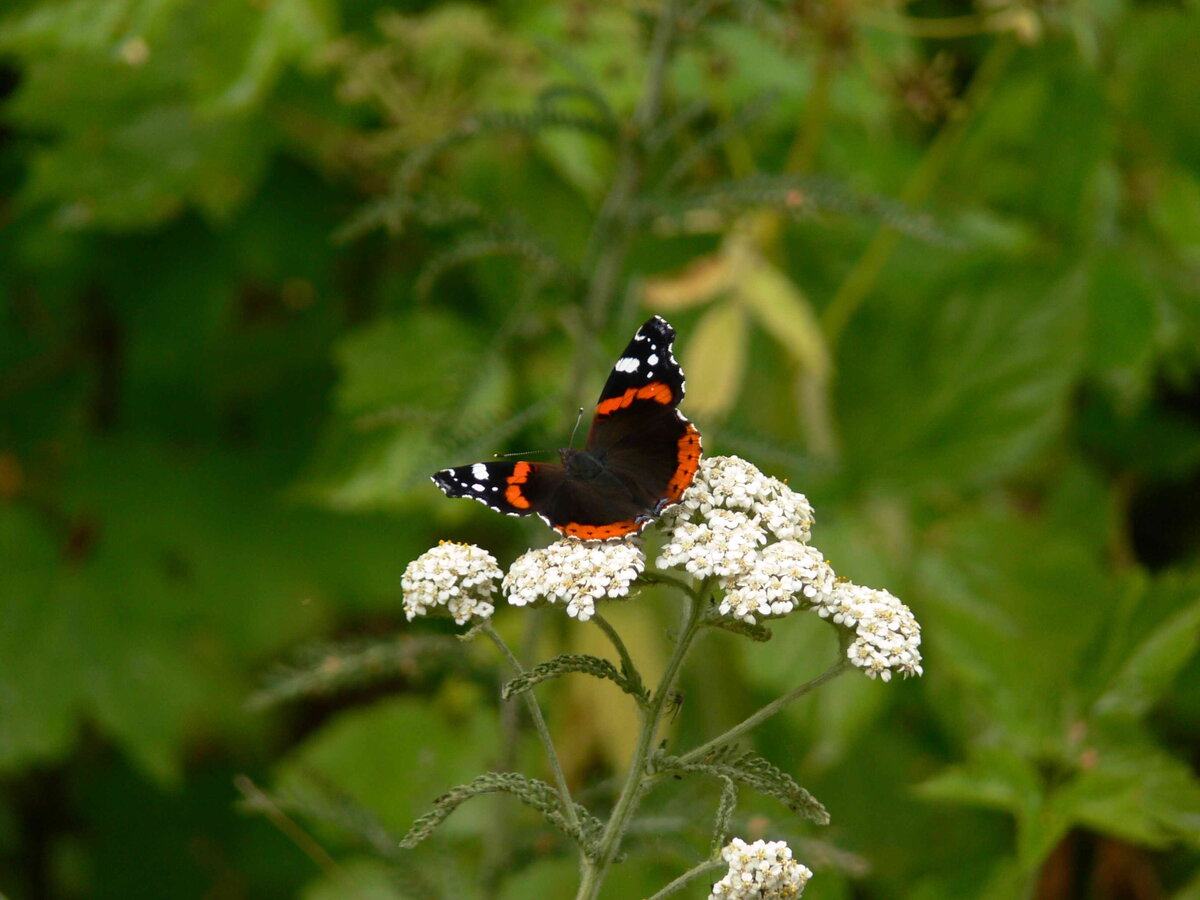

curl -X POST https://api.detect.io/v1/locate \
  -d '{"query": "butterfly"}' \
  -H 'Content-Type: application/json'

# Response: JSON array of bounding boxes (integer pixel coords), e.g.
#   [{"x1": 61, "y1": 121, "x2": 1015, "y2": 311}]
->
[{"x1": 432, "y1": 315, "x2": 702, "y2": 540}]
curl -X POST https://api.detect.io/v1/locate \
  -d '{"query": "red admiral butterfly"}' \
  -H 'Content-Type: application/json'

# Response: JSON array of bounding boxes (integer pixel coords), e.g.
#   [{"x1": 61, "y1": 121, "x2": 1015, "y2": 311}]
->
[{"x1": 432, "y1": 315, "x2": 702, "y2": 540}]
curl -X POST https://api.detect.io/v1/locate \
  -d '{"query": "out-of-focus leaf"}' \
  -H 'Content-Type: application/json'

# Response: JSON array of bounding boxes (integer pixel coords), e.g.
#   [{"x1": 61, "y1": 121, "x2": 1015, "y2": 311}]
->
[
  {"x1": 1084, "y1": 248, "x2": 1158, "y2": 397},
  {"x1": 682, "y1": 300, "x2": 748, "y2": 420},
  {"x1": 1148, "y1": 166, "x2": 1200, "y2": 258},
  {"x1": 1089, "y1": 575, "x2": 1200, "y2": 719},
  {"x1": 276, "y1": 695, "x2": 498, "y2": 836},
  {"x1": 642, "y1": 252, "x2": 732, "y2": 311},
  {"x1": 1054, "y1": 719, "x2": 1200, "y2": 850},
  {"x1": 839, "y1": 270, "x2": 1086, "y2": 491},
  {"x1": 736, "y1": 248, "x2": 830, "y2": 379},
  {"x1": 916, "y1": 746, "x2": 1042, "y2": 816},
  {"x1": 334, "y1": 311, "x2": 483, "y2": 418},
  {"x1": 914, "y1": 467, "x2": 1114, "y2": 738},
  {"x1": 301, "y1": 857, "x2": 408, "y2": 900},
  {"x1": 917, "y1": 746, "x2": 1070, "y2": 870}
]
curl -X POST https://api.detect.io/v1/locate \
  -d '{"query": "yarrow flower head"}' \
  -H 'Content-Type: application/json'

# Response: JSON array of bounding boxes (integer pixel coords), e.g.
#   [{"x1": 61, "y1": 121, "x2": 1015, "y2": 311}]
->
[
  {"x1": 709, "y1": 838, "x2": 812, "y2": 899},
  {"x1": 718, "y1": 540, "x2": 836, "y2": 624},
  {"x1": 503, "y1": 539, "x2": 645, "y2": 622},
  {"x1": 664, "y1": 455, "x2": 814, "y2": 543},
  {"x1": 402, "y1": 541, "x2": 502, "y2": 625},
  {"x1": 816, "y1": 583, "x2": 923, "y2": 681},
  {"x1": 656, "y1": 509, "x2": 767, "y2": 579}
]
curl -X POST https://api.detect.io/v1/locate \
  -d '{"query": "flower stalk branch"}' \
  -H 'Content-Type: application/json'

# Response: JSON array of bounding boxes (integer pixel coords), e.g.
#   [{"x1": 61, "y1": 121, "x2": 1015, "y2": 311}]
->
[
  {"x1": 676, "y1": 659, "x2": 852, "y2": 768},
  {"x1": 481, "y1": 623, "x2": 582, "y2": 840}
]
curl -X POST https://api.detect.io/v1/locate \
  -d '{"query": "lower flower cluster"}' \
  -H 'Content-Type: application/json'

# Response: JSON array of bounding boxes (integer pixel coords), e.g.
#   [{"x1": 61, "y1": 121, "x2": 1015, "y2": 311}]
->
[{"x1": 709, "y1": 838, "x2": 812, "y2": 899}]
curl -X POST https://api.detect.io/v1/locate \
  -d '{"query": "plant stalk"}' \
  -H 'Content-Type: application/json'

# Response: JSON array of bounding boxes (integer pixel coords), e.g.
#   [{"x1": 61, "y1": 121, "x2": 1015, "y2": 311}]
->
[
  {"x1": 482, "y1": 623, "x2": 582, "y2": 839},
  {"x1": 575, "y1": 593, "x2": 706, "y2": 900},
  {"x1": 675, "y1": 658, "x2": 850, "y2": 766}
]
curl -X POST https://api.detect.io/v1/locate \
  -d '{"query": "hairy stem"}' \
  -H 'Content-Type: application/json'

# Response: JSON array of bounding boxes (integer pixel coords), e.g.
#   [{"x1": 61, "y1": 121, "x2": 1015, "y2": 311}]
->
[
  {"x1": 645, "y1": 858, "x2": 725, "y2": 900},
  {"x1": 591, "y1": 612, "x2": 646, "y2": 703},
  {"x1": 575, "y1": 593, "x2": 706, "y2": 900},
  {"x1": 481, "y1": 623, "x2": 582, "y2": 840},
  {"x1": 676, "y1": 658, "x2": 851, "y2": 766}
]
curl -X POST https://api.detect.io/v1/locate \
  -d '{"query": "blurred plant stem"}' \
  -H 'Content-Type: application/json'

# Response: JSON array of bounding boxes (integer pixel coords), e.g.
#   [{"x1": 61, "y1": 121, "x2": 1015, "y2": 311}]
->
[
  {"x1": 673, "y1": 658, "x2": 850, "y2": 768},
  {"x1": 569, "y1": 0, "x2": 682, "y2": 416},
  {"x1": 644, "y1": 857, "x2": 725, "y2": 900},
  {"x1": 575, "y1": 588, "x2": 707, "y2": 900},
  {"x1": 481, "y1": 612, "x2": 549, "y2": 897},
  {"x1": 822, "y1": 36, "x2": 1018, "y2": 348},
  {"x1": 481, "y1": 622, "x2": 582, "y2": 839}
]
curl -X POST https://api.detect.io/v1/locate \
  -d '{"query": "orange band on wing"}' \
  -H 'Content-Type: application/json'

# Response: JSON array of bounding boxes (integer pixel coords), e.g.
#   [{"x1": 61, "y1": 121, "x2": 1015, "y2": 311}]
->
[
  {"x1": 664, "y1": 423, "x2": 702, "y2": 502},
  {"x1": 505, "y1": 461, "x2": 532, "y2": 509},
  {"x1": 556, "y1": 519, "x2": 644, "y2": 540},
  {"x1": 595, "y1": 382, "x2": 674, "y2": 418}
]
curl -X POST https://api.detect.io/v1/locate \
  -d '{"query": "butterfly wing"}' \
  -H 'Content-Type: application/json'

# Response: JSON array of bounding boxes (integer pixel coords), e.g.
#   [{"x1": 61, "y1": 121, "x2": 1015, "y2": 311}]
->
[
  {"x1": 432, "y1": 461, "x2": 567, "y2": 519},
  {"x1": 587, "y1": 315, "x2": 702, "y2": 512},
  {"x1": 431, "y1": 315, "x2": 703, "y2": 541}
]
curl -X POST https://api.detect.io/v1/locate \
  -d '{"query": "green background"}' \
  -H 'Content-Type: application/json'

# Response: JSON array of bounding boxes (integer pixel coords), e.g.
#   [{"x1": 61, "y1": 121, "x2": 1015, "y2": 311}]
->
[{"x1": 2, "y1": 0, "x2": 1200, "y2": 897}]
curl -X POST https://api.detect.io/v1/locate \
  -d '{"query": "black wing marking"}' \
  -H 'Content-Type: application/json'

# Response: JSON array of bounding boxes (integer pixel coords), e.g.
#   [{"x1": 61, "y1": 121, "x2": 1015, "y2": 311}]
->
[
  {"x1": 432, "y1": 461, "x2": 566, "y2": 518},
  {"x1": 595, "y1": 315, "x2": 685, "y2": 408}
]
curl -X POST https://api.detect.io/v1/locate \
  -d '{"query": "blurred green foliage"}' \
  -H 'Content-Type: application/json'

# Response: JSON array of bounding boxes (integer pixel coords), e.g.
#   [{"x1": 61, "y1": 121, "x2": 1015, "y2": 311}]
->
[{"x1": 2, "y1": 0, "x2": 1200, "y2": 897}]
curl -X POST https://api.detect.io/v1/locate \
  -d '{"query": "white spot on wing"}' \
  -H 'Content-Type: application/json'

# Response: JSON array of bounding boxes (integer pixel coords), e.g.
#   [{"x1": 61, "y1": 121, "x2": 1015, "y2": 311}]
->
[
  {"x1": 472, "y1": 483, "x2": 485, "y2": 492},
  {"x1": 471, "y1": 463, "x2": 489, "y2": 480},
  {"x1": 648, "y1": 354, "x2": 659, "y2": 365},
  {"x1": 614, "y1": 357, "x2": 640, "y2": 373}
]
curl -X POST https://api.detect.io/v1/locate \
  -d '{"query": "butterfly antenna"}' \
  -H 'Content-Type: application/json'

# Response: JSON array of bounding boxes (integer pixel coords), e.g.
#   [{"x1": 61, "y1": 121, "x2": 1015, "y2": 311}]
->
[
  {"x1": 493, "y1": 449, "x2": 552, "y2": 459},
  {"x1": 568, "y1": 407, "x2": 586, "y2": 448}
]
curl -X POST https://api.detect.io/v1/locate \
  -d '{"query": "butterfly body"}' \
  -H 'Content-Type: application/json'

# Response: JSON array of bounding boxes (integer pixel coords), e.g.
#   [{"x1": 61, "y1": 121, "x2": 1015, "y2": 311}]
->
[{"x1": 432, "y1": 315, "x2": 701, "y2": 541}]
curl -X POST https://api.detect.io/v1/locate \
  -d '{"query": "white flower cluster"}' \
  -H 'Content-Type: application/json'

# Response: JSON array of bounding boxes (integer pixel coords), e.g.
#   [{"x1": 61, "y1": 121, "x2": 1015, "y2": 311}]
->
[
  {"x1": 502, "y1": 539, "x2": 645, "y2": 622},
  {"x1": 718, "y1": 540, "x2": 835, "y2": 624},
  {"x1": 658, "y1": 456, "x2": 827, "y2": 624},
  {"x1": 709, "y1": 838, "x2": 812, "y2": 900},
  {"x1": 663, "y1": 455, "x2": 813, "y2": 542},
  {"x1": 817, "y1": 583, "x2": 923, "y2": 681},
  {"x1": 401, "y1": 541, "x2": 502, "y2": 624},
  {"x1": 656, "y1": 509, "x2": 766, "y2": 579},
  {"x1": 656, "y1": 456, "x2": 923, "y2": 681}
]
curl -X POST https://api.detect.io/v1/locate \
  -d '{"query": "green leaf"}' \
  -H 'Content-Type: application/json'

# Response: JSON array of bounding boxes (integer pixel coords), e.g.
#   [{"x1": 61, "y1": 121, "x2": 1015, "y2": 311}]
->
[
  {"x1": 839, "y1": 268, "x2": 1087, "y2": 492},
  {"x1": 300, "y1": 858, "x2": 410, "y2": 900},
  {"x1": 398, "y1": 770, "x2": 603, "y2": 851},
  {"x1": 916, "y1": 746, "x2": 1042, "y2": 817},
  {"x1": 1053, "y1": 719, "x2": 1200, "y2": 850},
  {"x1": 1089, "y1": 574, "x2": 1200, "y2": 719},
  {"x1": 655, "y1": 748, "x2": 829, "y2": 825},
  {"x1": 277, "y1": 696, "x2": 499, "y2": 837}
]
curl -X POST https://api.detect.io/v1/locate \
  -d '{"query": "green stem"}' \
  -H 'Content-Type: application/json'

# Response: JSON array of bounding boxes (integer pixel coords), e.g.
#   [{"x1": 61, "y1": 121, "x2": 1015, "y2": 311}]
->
[
  {"x1": 575, "y1": 594, "x2": 706, "y2": 900},
  {"x1": 821, "y1": 37, "x2": 1016, "y2": 348},
  {"x1": 570, "y1": 0, "x2": 681, "y2": 414},
  {"x1": 638, "y1": 570, "x2": 702, "y2": 600},
  {"x1": 644, "y1": 858, "x2": 725, "y2": 900},
  {"x1": 591, "y1": 613, "x2": 646, "y2": 704},
  {"x1": 481, "y1": 623, "x2": 582, "y2": 839},
  {"x1": 675, "y1": 659, "x2": 850, "y2": 767}
]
